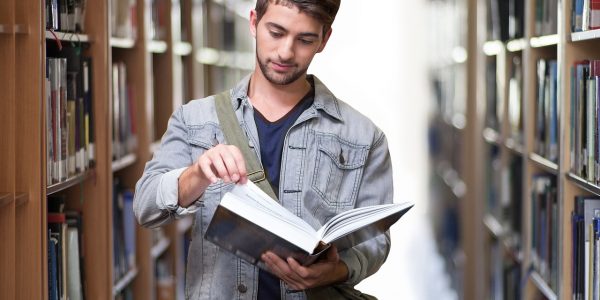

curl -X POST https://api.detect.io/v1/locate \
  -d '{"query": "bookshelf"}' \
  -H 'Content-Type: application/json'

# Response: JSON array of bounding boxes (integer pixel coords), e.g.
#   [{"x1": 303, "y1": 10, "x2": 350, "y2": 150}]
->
[
  {"x1": 0, "y1": 0, "x2": 254, "y2": 299},
  {"x1": 430, "y1": 0, "x2": 600, "y2": 298}
]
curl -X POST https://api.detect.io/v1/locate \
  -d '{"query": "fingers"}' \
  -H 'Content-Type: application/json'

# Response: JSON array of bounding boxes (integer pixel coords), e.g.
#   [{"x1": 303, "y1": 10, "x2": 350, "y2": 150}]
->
[{"x1": 196, "y1": 144, "x2": 247, "y2": 184}]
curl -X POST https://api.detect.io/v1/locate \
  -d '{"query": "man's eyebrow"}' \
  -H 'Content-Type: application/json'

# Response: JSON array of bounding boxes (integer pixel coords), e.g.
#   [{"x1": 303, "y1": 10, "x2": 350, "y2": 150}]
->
[{"x1": 265, "y1": 22, "x2": 320, "y2": 38}]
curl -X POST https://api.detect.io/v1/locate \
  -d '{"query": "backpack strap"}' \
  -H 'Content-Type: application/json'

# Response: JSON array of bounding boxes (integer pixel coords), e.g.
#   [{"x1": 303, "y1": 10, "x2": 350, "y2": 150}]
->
[{"x1": 214, "y1": 91, "x2": 278, "y2": 200}]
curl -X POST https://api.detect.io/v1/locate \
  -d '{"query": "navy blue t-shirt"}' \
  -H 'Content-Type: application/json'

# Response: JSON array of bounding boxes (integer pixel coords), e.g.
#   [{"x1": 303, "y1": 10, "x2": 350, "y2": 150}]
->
[{"x1": 254, "y1": 84, "x2": 314, "y2": 300}]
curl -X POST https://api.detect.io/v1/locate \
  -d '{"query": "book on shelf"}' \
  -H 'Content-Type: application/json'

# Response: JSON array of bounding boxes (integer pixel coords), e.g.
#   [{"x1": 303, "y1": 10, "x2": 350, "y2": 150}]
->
[
  {"x1": 572, "y1": 196, "x2": 600, "y2": 300},
  {"x1": 205, "y1": 181, "x2": 414, "y2": 267},
  {"x1": 112, "y1": 179, "x2": 137, "y2": 282},
  {"x1": 111, "y1": 0, "x2": 137, "y2": 39},
  {"x1": 530, "y1": 175, "x2": 558, "y2": 291},
  {"x1": 535, "y1": 59, "x2": 558, "y2": 163},
  {"x1": 508, "y1": 56, "x2": 523, "y2": 144}
]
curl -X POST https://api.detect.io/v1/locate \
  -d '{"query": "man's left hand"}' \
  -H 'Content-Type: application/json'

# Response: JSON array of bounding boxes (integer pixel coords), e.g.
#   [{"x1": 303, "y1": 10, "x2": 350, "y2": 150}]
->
[{"x1": 261, "y1": 245, "x2": 349, "y2": 291}]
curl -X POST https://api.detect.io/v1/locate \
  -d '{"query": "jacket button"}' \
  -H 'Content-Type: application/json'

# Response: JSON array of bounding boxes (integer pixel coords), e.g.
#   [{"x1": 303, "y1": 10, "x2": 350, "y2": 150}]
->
[{"x1": 237, "y1": 284, "x2": 248, "y2": 293}]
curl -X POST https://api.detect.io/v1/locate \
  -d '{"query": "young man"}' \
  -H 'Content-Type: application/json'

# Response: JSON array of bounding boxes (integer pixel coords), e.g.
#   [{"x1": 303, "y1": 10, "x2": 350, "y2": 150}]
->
[{"x1": 134, "y1": 0, "x2": 393, "y2": 299}]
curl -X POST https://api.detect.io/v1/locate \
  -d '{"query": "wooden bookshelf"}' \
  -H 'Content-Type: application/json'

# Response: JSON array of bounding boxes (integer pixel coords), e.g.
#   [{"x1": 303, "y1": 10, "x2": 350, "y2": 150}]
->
[
  {"x1": 0, "y1": 0, "x2": 256, "y2": 299},
  {"x1": 430, "y1": 0, "x2": 600, "y2": 298}
]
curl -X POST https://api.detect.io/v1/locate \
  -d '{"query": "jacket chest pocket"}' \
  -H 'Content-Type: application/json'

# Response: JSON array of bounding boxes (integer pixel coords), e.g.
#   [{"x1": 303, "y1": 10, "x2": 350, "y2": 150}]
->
[
  {"x1": 187, "y1": 123, "x2": 222, "y2": 160},
  {"x1": 311, "y1": 133, "x2": 368, "y2": 210}
]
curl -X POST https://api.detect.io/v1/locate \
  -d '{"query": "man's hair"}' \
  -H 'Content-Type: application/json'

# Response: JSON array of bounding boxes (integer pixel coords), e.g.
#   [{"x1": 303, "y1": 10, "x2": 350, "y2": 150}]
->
[{"x1": 254, "y1": 0, "x2": 341, "y2": 37}]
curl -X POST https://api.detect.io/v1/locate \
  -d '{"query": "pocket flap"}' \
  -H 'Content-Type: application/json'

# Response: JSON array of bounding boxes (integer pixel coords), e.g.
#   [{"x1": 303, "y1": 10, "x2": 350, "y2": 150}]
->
[
  {"x1": 187, "y1": 124, "x2": 221, "y2": 149},
  {"x1": 317, "y1": 134, "x2": 368, "y2": 170}
]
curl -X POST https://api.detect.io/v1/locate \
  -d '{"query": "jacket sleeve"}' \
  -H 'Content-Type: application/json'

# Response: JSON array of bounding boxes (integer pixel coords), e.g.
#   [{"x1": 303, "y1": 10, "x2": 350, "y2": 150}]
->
[
  {"x1": 133, "y1": 106, "x2": 202, "y2": 228},
  {"x1": 338, "y1": 131, "x2": 393, "y2": 286}
]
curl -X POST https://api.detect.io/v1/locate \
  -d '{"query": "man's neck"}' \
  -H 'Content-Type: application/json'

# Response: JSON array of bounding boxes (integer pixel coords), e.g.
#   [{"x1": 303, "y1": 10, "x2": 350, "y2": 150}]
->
[{"x1": 247, "y1": 70, "x2": 311, "y2": 122}]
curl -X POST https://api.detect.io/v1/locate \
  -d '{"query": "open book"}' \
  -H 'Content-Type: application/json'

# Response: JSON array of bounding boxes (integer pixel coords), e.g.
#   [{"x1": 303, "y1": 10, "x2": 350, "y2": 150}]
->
[{"x1": 205, "y1": 181, "x2": 414, "y2": 266}]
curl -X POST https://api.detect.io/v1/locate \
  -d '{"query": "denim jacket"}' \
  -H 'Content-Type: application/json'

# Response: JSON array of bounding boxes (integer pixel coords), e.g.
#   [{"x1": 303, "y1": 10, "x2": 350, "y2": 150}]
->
[{"x1": 133, "y1": 75, "x2": 394, "y2": 300}]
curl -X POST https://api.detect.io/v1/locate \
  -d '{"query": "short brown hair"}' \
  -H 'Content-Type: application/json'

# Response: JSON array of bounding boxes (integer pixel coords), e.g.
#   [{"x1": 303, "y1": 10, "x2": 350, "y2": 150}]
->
[{"x1": 254, "y1": 0, "x2": 341, "y2": 37}]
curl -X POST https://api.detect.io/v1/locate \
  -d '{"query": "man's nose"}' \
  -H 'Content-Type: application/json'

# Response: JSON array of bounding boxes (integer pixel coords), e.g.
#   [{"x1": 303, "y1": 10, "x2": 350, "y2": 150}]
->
[{"x1": 278, "y1": 38, "x2": 294, "y2": 61}]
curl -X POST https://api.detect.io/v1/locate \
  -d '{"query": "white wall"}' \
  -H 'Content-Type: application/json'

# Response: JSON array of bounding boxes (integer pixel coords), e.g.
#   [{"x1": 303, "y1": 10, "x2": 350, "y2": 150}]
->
[{"x1": 309, "y1": 1, "x2": 455, "y2": 299}]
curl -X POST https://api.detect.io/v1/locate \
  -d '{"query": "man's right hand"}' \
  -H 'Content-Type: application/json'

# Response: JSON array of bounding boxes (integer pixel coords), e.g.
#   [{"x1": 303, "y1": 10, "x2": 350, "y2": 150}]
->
[{"x1": 178, "y1": 144, "x2": 248, "y2": 208}]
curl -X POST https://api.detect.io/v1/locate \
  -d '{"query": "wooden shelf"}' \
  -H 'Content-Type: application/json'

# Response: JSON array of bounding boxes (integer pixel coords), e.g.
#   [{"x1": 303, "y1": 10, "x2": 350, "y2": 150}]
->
[
  {"x1": 0, "y1": 193, "x2": 12, "y2": 208},
  {"x1": 436, "y1": 163, "x2": 467, "y2": 199},
  {"x1": 148, "y1": 40, "x2": 168, "y2": 54},
  {"x1": 530, "y1": 34, "x2": 559, "y2": 48},
  {"x1": 151, "y1": 237, "x2": 171, "y2": 259},
  {"x1": 529, "y1": 270, "x2": 557, "y2": 300},
  {"x1": 112, "y1": 266, "x2": 139, "y2": 296},
  {"x1": 566, "y1": 172, "x2": 600, "y2": 195},
  {"x1": 46, "y1": 170, "x2": 91, "y2": 195},
  {"x1": 112, "y1": 153, "x2": 137, "y2": 173},
  {"x1": 110, "y1": 37, "x2": 135, "y2": 49},
  {"x1": 483, "y1": 214, "x2": 505, "y2": 238},
  {"x1": 504, "y1": 137, "x2": 524, "y2": 155},
  {"x1": 528, "y1": 153, "x2": 558, "y2": 174},
  {"x1": 15, "y1": 193, "x2": 28, "y2": 207},
  {"x1": 506, "y1": 38, "x2": 527, "y2": 52},
  {"x1": 571, "y1": 29, "x2": 600, "y2": 42},
  {"x1": 45, "y1": 30, "x2": 91, "y2": 43},
  {"x1": 483, "y1": 40, "x2": 504, "y2": 56},
  {"x1": 149, "y1": 140, "x2": 161, "y2": 154},
  {"x1": 482, "y1": 127, "x2": 501, "y2": 145},
  {"x1": 195, "y1": 47, "x2": 254, "y2": 70},
  {"x1": 174, "y1": 41, "x2": 193, "y2": 56},
  {"x1": 177, "y1": 216, "x2": 193, "y2": 234}
]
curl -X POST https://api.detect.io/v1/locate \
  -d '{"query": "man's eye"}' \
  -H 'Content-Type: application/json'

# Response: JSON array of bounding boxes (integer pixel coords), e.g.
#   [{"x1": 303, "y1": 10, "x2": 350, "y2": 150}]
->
[
  {"x1": 270, "y1": 31, "x2": 283, "y2": 38},
  {"x1": 299, "y1": 39, "x2": 315, "y2": 45}
]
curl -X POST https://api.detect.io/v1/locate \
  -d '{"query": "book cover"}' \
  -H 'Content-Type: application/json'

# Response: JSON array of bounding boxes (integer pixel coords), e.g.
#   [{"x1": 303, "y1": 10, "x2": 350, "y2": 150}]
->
[{"x1": 205, "y1": 182, "x2": 413, "y2": 267}]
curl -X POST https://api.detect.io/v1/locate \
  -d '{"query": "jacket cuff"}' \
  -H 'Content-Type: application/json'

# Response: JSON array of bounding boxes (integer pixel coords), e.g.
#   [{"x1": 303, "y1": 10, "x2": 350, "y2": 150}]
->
[
  {"x1": 156, "y1": 167, "x2": 202, "y2": 217},
  {"x1": 338, "y1": 248, "x2": 365, "y2": 286}
]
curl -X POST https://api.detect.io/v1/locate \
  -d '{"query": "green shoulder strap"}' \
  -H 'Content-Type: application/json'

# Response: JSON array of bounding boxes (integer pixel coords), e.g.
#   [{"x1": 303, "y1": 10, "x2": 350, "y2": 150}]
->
[{"x1": 214, "y1": 91, "x2": 278, "y2": 200}]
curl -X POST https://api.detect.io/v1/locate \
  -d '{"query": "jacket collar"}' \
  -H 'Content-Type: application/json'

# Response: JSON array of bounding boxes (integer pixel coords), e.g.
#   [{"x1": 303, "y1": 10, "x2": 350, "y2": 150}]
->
[{"x1": 230, "y1": 74, "x2": 343, "y2": 122}]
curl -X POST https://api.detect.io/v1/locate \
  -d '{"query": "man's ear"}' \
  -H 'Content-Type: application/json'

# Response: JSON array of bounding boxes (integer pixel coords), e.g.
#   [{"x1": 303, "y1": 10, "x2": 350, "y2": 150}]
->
[
  {"x1": 317, "y1": 27, "x2": 333, "y2": 53},
  {"x1": 249, "y1": 10, "x2": 258, "y2": 38}
]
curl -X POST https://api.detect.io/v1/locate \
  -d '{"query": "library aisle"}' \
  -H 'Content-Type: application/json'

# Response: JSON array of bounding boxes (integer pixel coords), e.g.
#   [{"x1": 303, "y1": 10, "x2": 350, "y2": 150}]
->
[{"x1": 311, "y1": 0, "x2": 458, "y2": 299}]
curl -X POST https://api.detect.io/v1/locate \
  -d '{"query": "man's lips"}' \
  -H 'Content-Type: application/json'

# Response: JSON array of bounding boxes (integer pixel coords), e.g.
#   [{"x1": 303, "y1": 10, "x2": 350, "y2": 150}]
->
[{"x1": 271, "y1": 61, "x2": 295, "y2": 72}]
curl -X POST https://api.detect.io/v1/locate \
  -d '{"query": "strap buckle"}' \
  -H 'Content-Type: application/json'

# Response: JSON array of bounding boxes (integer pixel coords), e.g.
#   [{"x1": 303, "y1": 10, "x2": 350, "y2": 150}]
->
[{"x1": 248, "y1": 169, "x2": 266, "y2": 183}]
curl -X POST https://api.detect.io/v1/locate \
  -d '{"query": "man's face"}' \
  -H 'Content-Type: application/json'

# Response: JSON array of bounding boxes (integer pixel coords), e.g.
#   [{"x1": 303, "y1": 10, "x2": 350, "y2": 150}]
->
[{"x1": 250, "y1": 4, "x2": 331, "y2": 85}]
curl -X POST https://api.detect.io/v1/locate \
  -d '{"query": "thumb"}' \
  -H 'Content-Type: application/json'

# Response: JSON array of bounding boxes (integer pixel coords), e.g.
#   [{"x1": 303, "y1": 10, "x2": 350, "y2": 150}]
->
[{"x1": 326, "y1": 245, "x2": 339, "y2": 262}]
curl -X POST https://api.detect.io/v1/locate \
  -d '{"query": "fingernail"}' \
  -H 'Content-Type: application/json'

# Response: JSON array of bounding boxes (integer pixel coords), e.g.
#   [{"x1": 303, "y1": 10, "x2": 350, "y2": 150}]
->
[{"x1": 232, "y1": 173, "x2": 239, "y2": 181}]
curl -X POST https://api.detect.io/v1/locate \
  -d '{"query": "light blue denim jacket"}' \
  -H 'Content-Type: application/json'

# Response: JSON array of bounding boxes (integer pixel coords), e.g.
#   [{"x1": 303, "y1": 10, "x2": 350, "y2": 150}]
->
[{"x1": 134, "y1": 75, "x2": 394, "y2": 299}]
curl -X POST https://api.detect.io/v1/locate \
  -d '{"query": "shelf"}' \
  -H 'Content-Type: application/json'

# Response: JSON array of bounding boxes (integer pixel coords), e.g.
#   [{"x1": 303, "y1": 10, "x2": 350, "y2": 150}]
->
[
  {"x1": 15, "y1": 193, "x2": 28, "y2": 207},
  {"x1": 47, "y1": 170, "x2": 91, "y2": 195},
  {"x1": 530, "y1": 34, "x2": 559, "y2": 48},
  {"x1": 148, "y1": 40, "x2": 168, "y2": 53},
  {"x1": 529, "y1": 270, "x2": 557, "y2": 300},
  {"x1": 0, "y1": 193, "x2": 12, "y2": 208},
  {"x1": 482, "y1": 127, "x2": 501, "y2": 145},
  {"x1": 571, "y1": 29, "x2": 600, "y2": 42},
  {"x1": 506, "y1": 38, "x2": 527, "y2": 52},
  {"x1": 177, "y1": 216, "x2": 193, "y2": 234},
  {"x1": 174, "y1": 41, "x2": 193, "y2": 56},
  {"x1": 149, "y1": 140, "x2": 161, "y2": 154},
  {"x1": 483, "y1": 40, "x2": 504, "y2": 56},
  {"x1": 566, "y1": 172, "x2": 600, "y2": 195},
  {"x1": 45, "y1": 30, "x2": 90, "y2": 43},
  {"x1": 112, "y1": 153, "x2": 137, "y2": 173},
  {"x1": 483, "y1": 214, "x2": 505, "y2": 238},
  {"x1": 195, "y1": 47, "x2": 254, "y2": 70},
  {"x1": 112, "y1": 266, "x2": 139, "y2": 296},
  {"x1": 436, "y1": 163, "x2": 467, "y2": 199},
  {"x1": 151, "y1": 237, "x2": 171, "y2": 259},
  {"x1": 504, "y1": 137, "x2": 524, "y2": 155},
  {"x1": 110, "y1": 37, "x2": 135, "y2": 49},
  {"x1": 528, "y1": 153, "x2": 559, "y2": 174}
]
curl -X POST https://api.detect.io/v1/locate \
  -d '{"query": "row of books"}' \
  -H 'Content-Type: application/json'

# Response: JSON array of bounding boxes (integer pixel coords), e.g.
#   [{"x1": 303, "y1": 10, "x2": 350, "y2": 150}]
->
[
  {"x1": 45, "y1": 0, "x2": 86, "y2": 32},
  {"x1": 112, "y1": 62, "x2": 138, "y2": 160},
  {"x1": 487, "y1": 0, "x2": 525, "y2": 42},
  {"x1": 535, "y1": 0, "x2": 559, "y2": 36},
  {"x1": 488, "y1": 241, "x2": 522, "y2": 300},
  {"x1": 572, "y1": 0, "x2": 600, "y2": 32},
  {"x1": 572, "y1": 196, "x2": 600, "y2": 300},
  {"x1": 45, "y1": 53, "x2": 95, "y2": 185},
  {"x1": 151, "y1": 0, "x2": 169, "y2": 41},
  {"x1": 47, "y1": 196, "x2": 85, "y2": 300},
  {"x1": 113, "y1": 179, "x2": 136, "y2": 283},
  {"x1": 508, "y1": 56, "x2": 524, "y2": 145},
  {"x1": 535, "y1": 59, "x2": 559, "y2": 163},
  {"x1": 530, "y1": 175, "x2": 559, "y2": 292},
  {"x1": 570, "y1": 60, "x2": 600, "y2": 184},
  {"x1": 110, "y1": 0, "x2": 137, "y2": 40}
]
